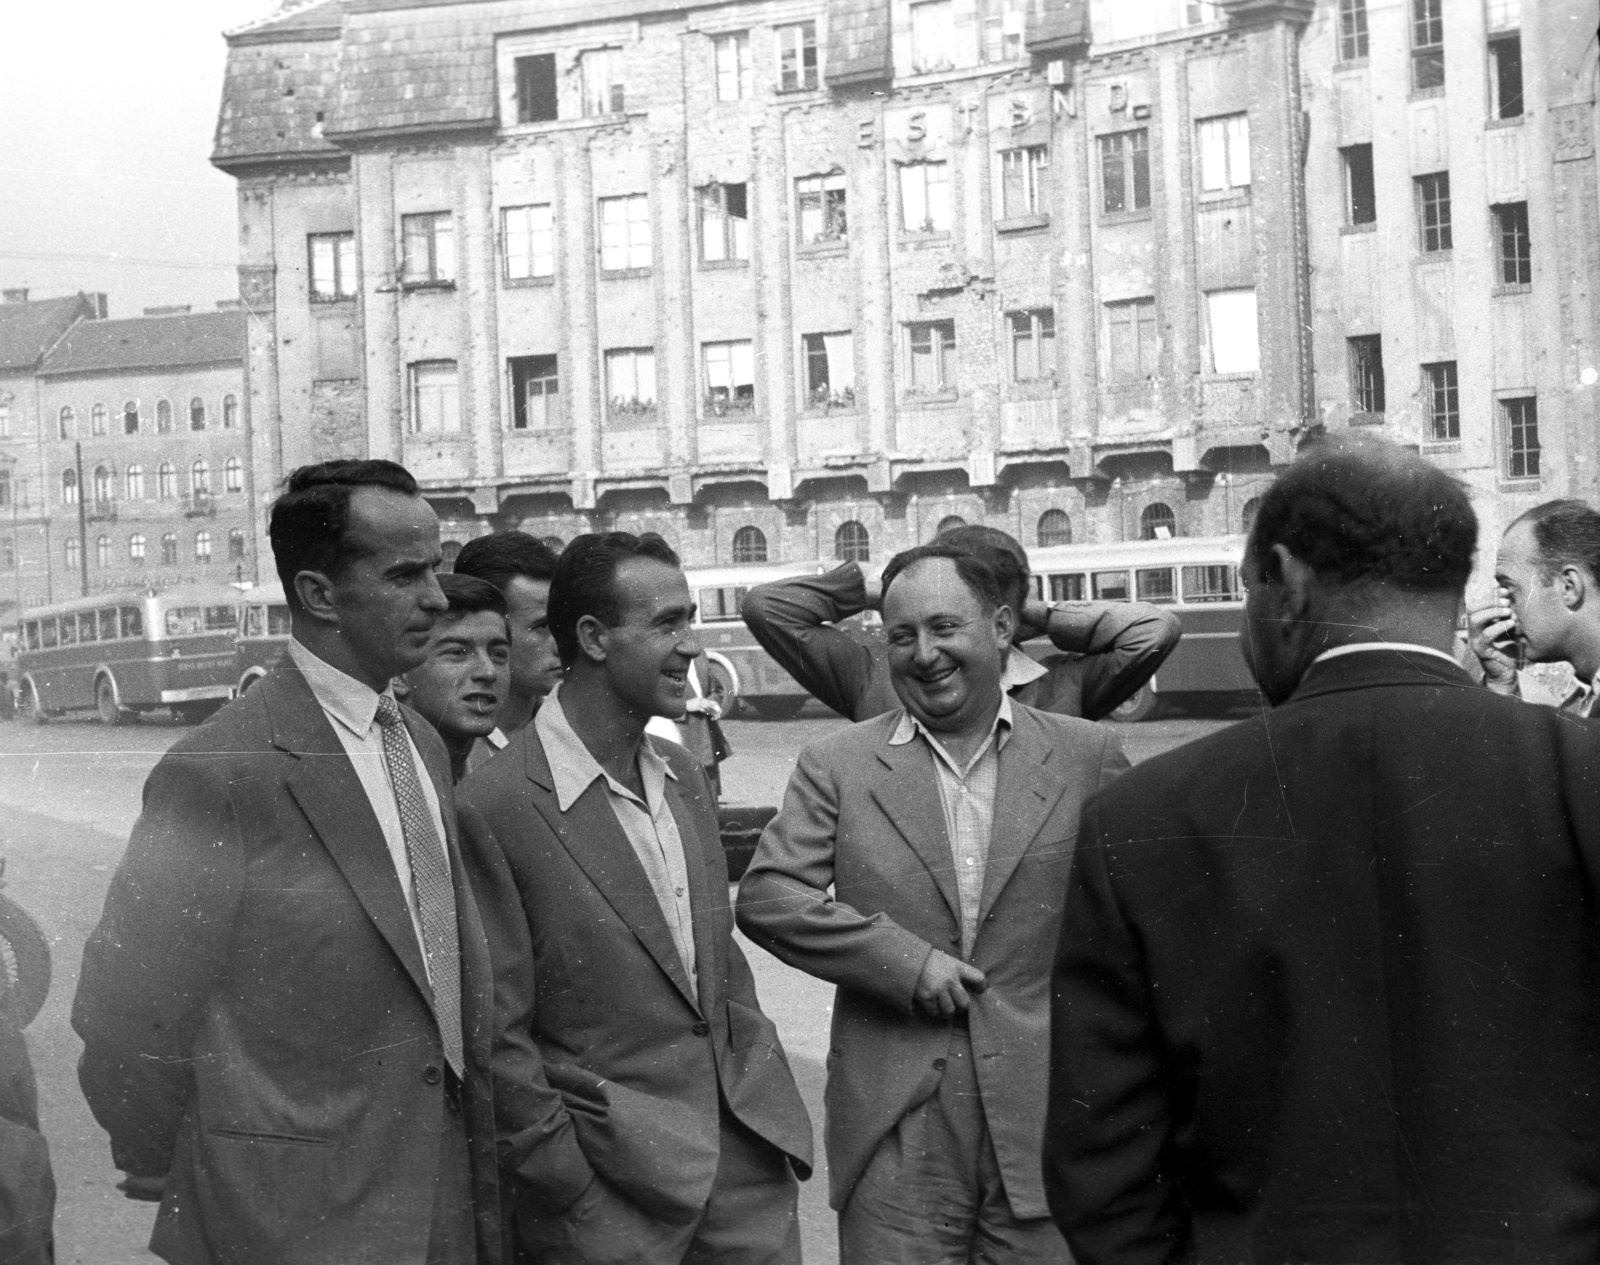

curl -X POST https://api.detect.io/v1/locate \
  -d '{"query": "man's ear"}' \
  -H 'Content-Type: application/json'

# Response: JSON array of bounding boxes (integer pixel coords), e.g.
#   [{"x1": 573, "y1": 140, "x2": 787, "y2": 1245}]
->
[
  {"x1": 391, "y1": 675, "x2": 413, "y2": 702},
  {"x1": 1558, "y1": 564, "x2": 1587, "y2": 612},
  {"x1": 1273, "y1": 544, "x2": 1316, "y2": 620},
  {"x1": 574, "y1": 613, "x2": 609, "y2": 664},
  {"x1": 293, "y1": 570, "x2": 338, "y2": 626},
  {"x1": 993, "y1": 602, "x2": 1017, "y2": 647}
]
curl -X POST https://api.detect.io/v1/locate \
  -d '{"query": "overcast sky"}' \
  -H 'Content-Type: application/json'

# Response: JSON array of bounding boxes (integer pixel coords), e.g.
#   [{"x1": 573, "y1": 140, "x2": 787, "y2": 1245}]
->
[{"x1": 1, "y1": 0, "x2": 281, "y2": 319}]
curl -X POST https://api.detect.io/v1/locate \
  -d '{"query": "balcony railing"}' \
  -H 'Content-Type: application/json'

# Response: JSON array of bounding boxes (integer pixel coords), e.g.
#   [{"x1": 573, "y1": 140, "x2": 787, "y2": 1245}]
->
[
  {"x1": 86, "y1": 498, "x2": 117, "y2": 522},
  {"x1": 182, "y1": 490, "x2": 216, "y2": 518}
]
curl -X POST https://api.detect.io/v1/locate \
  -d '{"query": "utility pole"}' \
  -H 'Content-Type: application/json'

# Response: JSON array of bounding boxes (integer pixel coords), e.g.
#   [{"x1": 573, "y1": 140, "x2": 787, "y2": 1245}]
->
[{"x1": 75, "y1": 441, "x2": 88, "y2": 597}]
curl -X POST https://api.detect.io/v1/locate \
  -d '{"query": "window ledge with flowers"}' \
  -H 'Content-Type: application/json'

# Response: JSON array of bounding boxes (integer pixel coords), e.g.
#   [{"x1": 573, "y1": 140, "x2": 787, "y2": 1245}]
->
[
  {"x1": 901, "y1": 385, "x2": 959, "y2": 406},
  {"x1": 801, "y1": 386, "x2": 859, "y2": 415},
  {"x1": 703, "y1": 392, "x2": 756, "y2": 420},
  {"x1": 607, "y1": 398, "x2": 659, "y2": 428}
]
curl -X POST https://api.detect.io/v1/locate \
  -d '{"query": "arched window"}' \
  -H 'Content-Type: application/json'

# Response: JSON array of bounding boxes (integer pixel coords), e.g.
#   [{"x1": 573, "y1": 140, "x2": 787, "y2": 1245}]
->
[
  {"x1": 58, "y1": 406, "x2": 74, "y2": 440},
  {"x1": 157, "y1": 462, "x2": 176, "y2": 500},
  {"x1": 91, "y1": 403, "x2": 107, "y2": 436},
  {"x1": 61, "y1": 467, "x2": 78, "y2": 505},
  {"x1": 93, "y1": 465, "x2": 113, "y2": 503},
  {"x1": 125, "y1": 464, "x2": 145, "y2": 500},
  {"x1": 65, "y1": 538, "x2": 81, "y2": 569},
  {"x1": 96, "y1": 535, "x2": 111, "y2": 567},
  {"x1": 1140, "y1": 503, "x2": 1177, "y2": 541},
  {"x1": 161, "y1": 533, "x2": 178, "y2": 565},
  {"x1": 124, "y1": 400, "x2": 140, "y2": 434},
  {"x1": 223, "y1": 394, "x2": 238, "y2": 429},
  {"x1": 1240, "y1": 497, "x2": 1261, "y2": 536},
  {"x1": 190, "y1": 397, "x2": 207, "y2": 431},
  {"x1": 129, "y1": 533, "x2": 146, "y2": 562},
  {"x1": 936, "y1": 515, "x2": 967, "y2": 536},
  {"x1": 156, "y1": 399, "x2": 172, "y2": 433},
  {"x1": 195, "y1": 530, "x2": 212, "y2": 562},
  {"x1": 224, "y1": 456, "x2": 243, "y2": 493},
  {"x1": 191, "y1": 458, "x2": 210, "y2": 496},
  {"x1": 834, "y1": 520, "x2": 870, "y2": 563},
  {"x1": 731, "y1": 525, "x2": 768, "y2": 564},
  {"x1": 541, "y1": 536, "x2": 565, "y2": 551},
  {"x1": 228, "y1": 528, "x2": 246, "y2": 560},
  {"x1": 1037, "y1": 509, "x2": 1073, "y2": 547}
]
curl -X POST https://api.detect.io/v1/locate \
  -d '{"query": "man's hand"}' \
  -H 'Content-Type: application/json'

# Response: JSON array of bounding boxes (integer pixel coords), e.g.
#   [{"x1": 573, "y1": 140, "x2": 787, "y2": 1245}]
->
[
  {"x1": 913, "y1": 950, "x2": 986, "y2": 1019},
  {"x1": 1466, "y1": 600, "x2": 1521, "y2": 693},
  {"x1": 117, "y1": 1173, "x2": 168, "y2": 1202}
]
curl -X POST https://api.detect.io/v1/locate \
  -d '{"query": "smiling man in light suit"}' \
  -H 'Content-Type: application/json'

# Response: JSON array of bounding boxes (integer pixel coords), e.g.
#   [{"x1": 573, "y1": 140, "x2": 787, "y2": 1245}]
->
[{"x1": 738, "y1": 540, "x2": 1129, "y2": 1263}]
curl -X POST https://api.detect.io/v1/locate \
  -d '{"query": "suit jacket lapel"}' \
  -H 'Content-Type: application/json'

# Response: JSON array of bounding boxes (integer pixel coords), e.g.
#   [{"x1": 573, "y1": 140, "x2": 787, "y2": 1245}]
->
[
  {"x1": 523, "y1": 733, "x2": 702, "y2": 1013},
  {"x1": 663, "y1": 762, "x2": 724, "y2": 1018},
  {"x1": 977, "y1": 708, "x2": 1070, "y2": 926},
  {"x1": 869, "y1": 736, "x2": 962, "y2": 928}
]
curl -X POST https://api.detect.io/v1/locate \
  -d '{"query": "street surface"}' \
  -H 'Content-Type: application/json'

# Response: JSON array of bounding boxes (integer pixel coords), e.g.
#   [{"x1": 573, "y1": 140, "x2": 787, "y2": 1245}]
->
[{"x1": 0, "y1": 702, "x2": 1238, "y2": 1264}]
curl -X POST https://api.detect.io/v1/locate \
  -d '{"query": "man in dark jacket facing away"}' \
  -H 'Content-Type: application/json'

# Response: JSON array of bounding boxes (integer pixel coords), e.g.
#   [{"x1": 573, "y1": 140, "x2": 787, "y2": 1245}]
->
[{"x1": 1046, "y1": 435, "x2": 1600, "y2": 1265}]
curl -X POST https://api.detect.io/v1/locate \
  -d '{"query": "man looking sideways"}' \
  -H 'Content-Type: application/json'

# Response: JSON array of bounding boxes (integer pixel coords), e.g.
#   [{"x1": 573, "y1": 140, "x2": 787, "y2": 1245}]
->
[
  {"x1": 738, "y1": 541, "x2": 1127, "y2": 1263},
  {"x1": 396, "y1": 573, "x2": 513, "y2": 783},
  {"x1": 452, "y1": 532, "x2": 562, "y2": 736}
]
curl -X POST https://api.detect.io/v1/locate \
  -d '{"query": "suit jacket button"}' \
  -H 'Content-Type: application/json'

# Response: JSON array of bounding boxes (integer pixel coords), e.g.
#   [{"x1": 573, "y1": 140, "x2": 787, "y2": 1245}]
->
[
  {"x1": 933, "y1": 1058, "x2": 946, "y2": 1071},
  {"x1": 692, "y1": 1021, "x2": 711, "y2": 1038},
  {"x1": 422, "y1": 1065, "x2": 442, "y2": 1085}
]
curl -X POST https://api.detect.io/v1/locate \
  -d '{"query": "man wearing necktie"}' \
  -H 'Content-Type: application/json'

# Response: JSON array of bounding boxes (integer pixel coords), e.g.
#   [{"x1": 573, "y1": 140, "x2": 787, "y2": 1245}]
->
[{"x1": 73, "y1": 460, "x2": 502, "y2": 1264}]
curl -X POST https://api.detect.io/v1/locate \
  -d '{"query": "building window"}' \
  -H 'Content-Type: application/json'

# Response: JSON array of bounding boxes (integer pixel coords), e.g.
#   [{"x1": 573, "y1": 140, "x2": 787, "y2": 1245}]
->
[
  {"x1": 509, "y1": 355, "x2": 561, "y2": 431},
  {"x1": 158, "y1": 462, "x2": 176, "y2": 500},
  {"x1": 910, "y1": 0, "x2": 957, "y2": 74},
  {"x1": 409, "y1": 361, "x2": 461, "y2": 434},
  {"x1": 514, "y1": 54, "x2": 558, "y2": 124},
  {"x1": 1197, "y1": 114, "x2": 1250, "y2": 193},
  {"x1": 581, "y1": 48, "x2": 625, "y2": 116},
  {"x1": 503, "y1": 204, "x2": 554, "y2": 281},
  {"x1": 65, "y1": 538, "x2": 80, "y2": 570},
  {"x1": 1416, "y1": 172, "x2": 1452, "y2": 252},
  {"x1": 156, "y1": 399, "x2": 172, "y2": 433},
  {"x1": 97, "y1": 535, "x2": 111, "y2": 568},
  {"x1": 1037, "y1": 508, "x2": 1072, "y2": 547},
  {"x1": 125, "y1": 464, "x2": 144, "y2": 500},
  {"x1": 1141, "y1": 503, "x2": 1177, "y2": 541},
  {"x1": 195, "y1": 530, "x2": 212, "y2": 563},
  {"x1": 191, "y1": 458, "x2": 211, "y2": 496},
  {"x1": 1205, "y1": 289, "x2": 1260, "y2": 374},
  {"x1": 401, "y1": 212, "x2": 456, "y2": 285},
  {"x1": 1106, "y1": 298, "x2": 1158, "y2": 382},
  {"x1": 804, "y1": 331, "x2": 856, "y2": 408},
  {"x1": 1338, "y1": 0, "x2": 1368, "y2": 60},
  {"x1": 599, "y1": 195, "x2": 651, "y2": 271},
  {"x1": 91, "y1": 403, "x2": 107, "y2": 436},
  {"x1": 129, "y1": 533, "x2": 146, "y2": 562},
  {"x1": 898, "y1": 162, "x2": 951, "y2": 233},
  {"x1": 224, "y1": 456, "x2": 243, "y2": 493},
  {"x1": 1487, "y1": 0, "x2": 1520, "y2": 30},
  {"x1": 1423, "y1": 361, "x2": 1459, "y2": 440},
  {"x1": 93, "y1": 464, "x2": 113, "y2": 504},
  {"x1": 123, "y1": 400, "x2": 139, "y2": 434},
  {"x1": 1411, "y1": 0, "x2": 1444, "y2": 91},
  {"x1": 223, "y1": 394, "x2": 238, "y2": 429},
  {"x1": 1504, "y1": 397, "x2": 1539, "y2": 478},
  {"x1": 983, "y1": 0, "x2": 1025, "y2": 60},
  {"x1": 907, "y1": 320, "x2": 957, "y2": 392},
  {"x1": 229, "y1": 528, "x2": 246, "y2": 561},
  {"x1": 605, "y1": 348, "x2": 658, "y2": 419},
  {"x1": 697, "y1": 183, "x2": 749, "y2": 264},
  {"x1": 1342, "y1": 144, "x2": 1376, "y2": 226},
  {"x1": 777, "y1": 21, "x2": 818, "y2": 91},
  {"x1": 732, "y1": 525, "x2": 768, "y2": 564},
  {"x1": 1010, "y1": 309, "x2": 1056, "y2": 382},
  {"x1": 0, "y1": 404, "x2": 8, "y2": 439},
  {"x1": 61, "y1": 468, "x2": 78, "y2": 505},
  {"x1": 797, "y1": 173, "x2": 847, "y2": 246},
  {"x1": 1348, "y1": 335, "x2": 1386, "y2": 414},
  {"x1": 1241, "y1": 497, "x2": 1261, "y2": 535},
  {"x1": 998, "y1": 146, "x2": 1048, "y2": 219},
  {"x1": 1489, "y1": 36, "x2": 1523, "y2": 119},
  {"x1": 714, "y1": 31, "x2": 751, "y2": 101},
  {"x1": 1098, "y1": 130, "x2": 1150, "y2": 214},
  {"x1": 190, "y1": 397, "x2": 207, "y2": 431},
  {"x1": 0, "y1": 471, "x2": 8, "y2": 509},
  {"x1": 161, "y1": 533, "x2": 177, "y2": 565},
  {"x1": 1493, "y1": 201, "x2": 1531, "y2": 286},
  {"x1": 308, "y1": 232, "x2": 357, "y2": 301},
  {"x1": 1, "y1": 539, "x2": 11, "y2": 570},
  {"x1": 835, "y1": 520, "x2": 870, "y2": 563},
  {"x1": 704, "y1": 341, "x2": 755, "y2": 415}
]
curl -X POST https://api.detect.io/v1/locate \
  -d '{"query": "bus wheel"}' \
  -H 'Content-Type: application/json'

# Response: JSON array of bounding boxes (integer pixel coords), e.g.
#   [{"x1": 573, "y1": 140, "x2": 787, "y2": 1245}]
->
[
  {"x1": 704, "y1": 661, "x2": 738, "y2": 720},
  {"x1": 1109, "y1": 683, "x2": 1161, "y2": 723},
  {"x1": 0, "y1": 891, "x2": 52, "y2": 1029},
  {"x1": 15, "y1": 681, "x2": 45, "y2": 726},
  {"x1": 95, "y1": 677, "x2": 124, "y2": 726},
  {"x1": 748, "y1": 696, "x2": 807, "y2": 722}
]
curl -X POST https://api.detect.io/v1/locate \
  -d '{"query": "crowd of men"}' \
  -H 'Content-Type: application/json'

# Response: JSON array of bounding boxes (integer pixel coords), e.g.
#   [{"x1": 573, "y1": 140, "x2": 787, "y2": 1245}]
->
[{"x1": 23, "y1": 431, "x2": 1600, "y2": 1265}]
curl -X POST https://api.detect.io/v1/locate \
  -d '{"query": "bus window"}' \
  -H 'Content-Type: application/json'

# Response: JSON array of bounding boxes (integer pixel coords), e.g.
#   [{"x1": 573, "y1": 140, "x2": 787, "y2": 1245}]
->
[
  {"x1": 1048, "y1": 573, "x2": 1086, "y2": 602},
  {"x1": 39, "y1": 619, "x2": 57, "y2": 649},
  {"x1": 268, "y1": 605, "x2": 291, "y2": 636},
  {"x1": 1032, "y1": 576, "x2": 1044, "y2": 600},
  {"x1": 1092, "y1": 570, "x2": 1131, "y2": 601},
  {"x1": 98, "y1": 608, "x2": 119, "y2": 640},
  {"x1": 733, "y1": 587, "x2": 750, "y2": 614},
  {"x1": 59, "y1": 616, "x2": 78, "y2": 646},
  {"x1": 205, "y1": 605, "x2": 238, "y2": 631},
  {"x1": 120, "y1": 607, "x2": 143, "y2": 638},
  {"x1": 166, "y1": 607, "x2": 204, "y2": 637},
  {"x1": 78, "y1": 612, "x2": 99, "y2": 643},
  {"x1": 23, "y1": 622, "x2": 39, "y2": 651},
  {"x1": 1181, "y1": 564, "x2": 1239, "y2": 603},
  {"x1": 1135, "y1": 567, "x2": 1176, "y2": 604},
  {"x1": 243, "y1": 606, "x2": 264, "y2": 638},
  {"x1": 699, "y1": 588, "x2": 740, "y2": 623}
]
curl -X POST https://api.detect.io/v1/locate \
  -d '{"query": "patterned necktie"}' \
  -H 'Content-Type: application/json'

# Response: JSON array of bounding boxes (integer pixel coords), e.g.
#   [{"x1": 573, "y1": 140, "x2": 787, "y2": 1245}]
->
[{"x1": 374, "y1": 695, "x2": 464, "y2": 1078}]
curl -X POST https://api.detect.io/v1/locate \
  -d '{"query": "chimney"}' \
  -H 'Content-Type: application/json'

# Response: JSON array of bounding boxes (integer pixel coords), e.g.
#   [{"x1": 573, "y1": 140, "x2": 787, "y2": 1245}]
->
[
  {"x1": 2, "y1": 288, "x2": 29, "y2": 304},
  {"x1": 84, "y1": 292, "x2": 109, "y2": 319},
  {"x1": 142, "y1": 304, "x2": 193, "y2": 316},
  {"x1": 214, "y1": 299, "x2": 242, "y2": 311}
]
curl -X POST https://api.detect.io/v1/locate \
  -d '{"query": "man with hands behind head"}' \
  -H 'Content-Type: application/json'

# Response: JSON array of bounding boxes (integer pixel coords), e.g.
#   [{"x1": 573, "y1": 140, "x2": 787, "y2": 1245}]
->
[{"x1": 738, "y1": 541, "x2": 1128, "y2": 1263}]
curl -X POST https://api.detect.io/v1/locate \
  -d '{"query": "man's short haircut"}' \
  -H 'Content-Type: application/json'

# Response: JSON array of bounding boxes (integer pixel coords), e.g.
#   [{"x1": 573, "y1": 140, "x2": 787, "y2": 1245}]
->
[
  {"x1": 452, "y1": 531, "x2": 559, "y2": 592},
  {"x1": 1508, "y1": 499, "x2": 1600, "y2": 584},
  {"x1": 436, "y1": 572, "x2": 508, "y2": 621},
  {"x1": 1247, "y1": 434, "x2": 1477, "y2": 594},
  {"x1": 547, "y1": 532, "x2": 682, "y2": 667},
  {"x1": 269, "y1": 460, "x2": 420, "y2": 614},
  {"x1": 880, "y1": 541, "x2": 1011, "y2": 616},
  {"x1": 936, "y1": 524, "x2": 1030, "y2": 612}
]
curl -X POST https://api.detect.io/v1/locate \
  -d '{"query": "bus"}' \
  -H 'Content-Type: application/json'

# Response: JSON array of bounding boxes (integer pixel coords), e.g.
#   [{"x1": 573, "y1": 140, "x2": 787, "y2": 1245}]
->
[
  {"x1": 16, "y1": 584, "x2": 242, "y2": 724},
  {"x1": 1025, "y1": 535, "x2": 1258, "y2": 720},
  {"x1": 236, "y1": 582, "x2": 292, "y2": 693}
]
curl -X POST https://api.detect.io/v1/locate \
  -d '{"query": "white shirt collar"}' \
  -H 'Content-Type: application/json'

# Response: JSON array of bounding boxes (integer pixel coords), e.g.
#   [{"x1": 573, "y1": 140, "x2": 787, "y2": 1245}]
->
[
  {"x1": 888, "y1": 690, "x2": 1015, "y2": 750},
  {"x1": 1310, "y1": 642, "x2": 1463, "y2": 671},
  {"x1": 287, "y1": 639, "x2": 393, "y2": 738},
  {"x1": 1002, "y1": 651, "x2": 1047, "y2": 690},
  {"x1": 486, "y1": 727, "x2": 509, "y2": 750},
  {"x1": 534, "y1": 684, "x2": 676, "y2": 814}
]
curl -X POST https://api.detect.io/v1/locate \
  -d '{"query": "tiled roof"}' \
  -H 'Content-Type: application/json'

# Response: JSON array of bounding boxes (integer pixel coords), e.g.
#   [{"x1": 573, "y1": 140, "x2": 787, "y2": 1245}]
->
[
  {"x1": 0, "y1": 295, "x2": 98, "y2": 374},
  {"x1": 229, "y1": 0, "x2": 344, "y2": 41},
  {"x1": 826, "y1": 0, "x2": 891, "y2": 86},
  {"x1": 38, "y1": 312, "x2": 244, "y2": 377},
  {"x1": 213, "y1": 5, "x2": 345, "y2": 168}
]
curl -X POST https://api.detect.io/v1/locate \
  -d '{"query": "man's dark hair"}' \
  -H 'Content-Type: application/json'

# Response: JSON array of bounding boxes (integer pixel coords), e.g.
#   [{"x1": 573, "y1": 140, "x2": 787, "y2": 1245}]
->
[
  {"x1": 880, "y1": 541, "x2": 1011, "y2": 615},
  {"x1": 547, "y1": 532, "x2": 682, "y2": 667},
  {"x1": 436, "y1": 572, "x2": 508, "y2": 620},
  {"x1": 269, "y1": 460, "x2": 420, "y2": 613},
  {"x1": 1247, "y1": 435, "x2": 1477, "y2": 594},
  {"x1": 1508, "y1": 499, "x2": 1600, "y2": 584},
  {"x1": 936, "y1": 524, "x2": 1030, "y2": 612},
  {"x1": 452, "y1": 531, "x2": 559, "y2": 592}
]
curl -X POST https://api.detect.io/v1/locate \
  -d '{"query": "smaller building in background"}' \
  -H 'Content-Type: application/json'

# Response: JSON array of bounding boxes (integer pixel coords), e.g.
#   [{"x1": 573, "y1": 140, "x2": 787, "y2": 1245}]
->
[{"x1": 34, "y1": 308, "x2": 256, "y2": 601}]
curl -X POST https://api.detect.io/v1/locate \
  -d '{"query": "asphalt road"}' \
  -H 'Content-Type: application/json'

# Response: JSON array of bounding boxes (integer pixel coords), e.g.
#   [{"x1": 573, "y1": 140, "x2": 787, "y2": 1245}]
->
[{"x1": 0, "y1": 702, "x2": 1237, "y2": 1264}]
